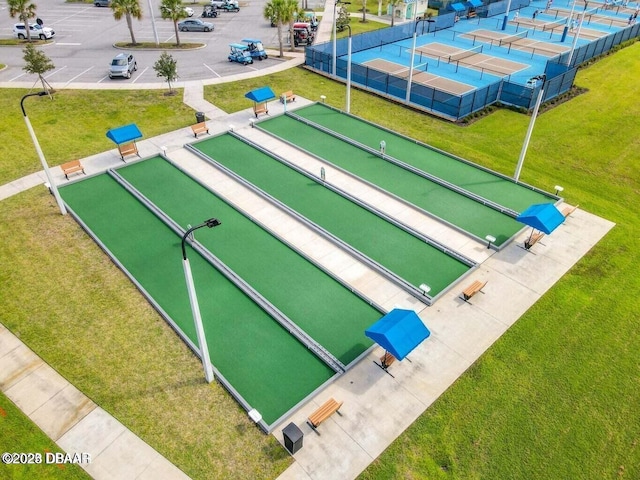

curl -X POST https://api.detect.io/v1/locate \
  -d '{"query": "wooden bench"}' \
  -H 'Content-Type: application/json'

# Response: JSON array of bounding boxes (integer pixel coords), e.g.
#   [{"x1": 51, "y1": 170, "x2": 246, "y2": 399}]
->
[
  {"x1": 253, "y1": 102, "x2": 268, "y2": 118},
  {"x1": 307, "y1": 398, "x2": 343, "y2": 434},
  {"x1": 60, "y1": 159, "x2": 85, "y2": 180},
  {"x1": 562, "y1": 204, "x2": 579, "y2": 218},
  {"x1": 280, "y1": 90, "x2": 296, "y2": 104},
  {"x1": 460, "y1": 279, "x2": 487, "y2": 303},
  {"x1": 380, "y1": 351, "x2": 396, "y2": 369},
  {"x1": 524, "y1": 232, "x2": 545, "y2": 250},
  {"x1": 467, "y1": 10, "x2": 477, "y2": 18},
  {"x1": 190, "y1": 121, "x2": 209, "y2": 138},
  {"x1": 118, "y1": 142, "x2": 140, "y2": 162}
]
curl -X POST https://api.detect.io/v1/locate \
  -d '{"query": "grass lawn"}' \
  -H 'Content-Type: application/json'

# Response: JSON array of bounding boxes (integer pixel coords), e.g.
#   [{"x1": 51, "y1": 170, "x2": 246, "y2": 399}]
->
[
  {"x1": 0, "y1": 394, "x2": 91, "y2": 480},
  {"x1": 0, "y1": 89, "x2": 194, "y2": 185},
  {"x1": 1, "y1": 41, "x2": 640, "y2": 480}
]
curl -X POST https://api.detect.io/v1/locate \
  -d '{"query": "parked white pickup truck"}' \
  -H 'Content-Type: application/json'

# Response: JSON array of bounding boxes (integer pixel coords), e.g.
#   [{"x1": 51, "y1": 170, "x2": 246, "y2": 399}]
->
[{"x1": 210, "y1": 0, "x2": 238, "y2": 8}]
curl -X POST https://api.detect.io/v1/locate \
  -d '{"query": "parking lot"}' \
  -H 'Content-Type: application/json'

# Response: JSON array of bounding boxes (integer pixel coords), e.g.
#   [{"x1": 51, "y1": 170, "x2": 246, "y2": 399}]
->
[{"x1": 0, "y1": 0, "x2": 298, "y2": 85}]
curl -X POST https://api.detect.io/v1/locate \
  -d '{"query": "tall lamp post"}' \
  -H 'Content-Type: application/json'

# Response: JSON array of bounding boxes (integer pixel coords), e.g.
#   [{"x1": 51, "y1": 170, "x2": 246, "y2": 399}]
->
[
  {"x1": 566, "y1": 2, "x2": 588, "y2": 66},
  {"x1": 332, "y1": 0, "x2": 351, "y2": 77},
  {"x1": 405, "y1": 18, "x2": 429, "y2": 104},
  {"x1": 181, "y1": 217, "x2": 222, "y2": 383},
  {"x1": 147, "y1": 0, "x2": 160, "y2": 46},
  {"x1": 21, "y1": 92, "x2": 67, "y2": 216},
  {"x1": 514, "y1": 74, "x2": 546, "y2": 182},
  {"x1": 345, "y1": 24, "x2": 352, "y2": 113}
]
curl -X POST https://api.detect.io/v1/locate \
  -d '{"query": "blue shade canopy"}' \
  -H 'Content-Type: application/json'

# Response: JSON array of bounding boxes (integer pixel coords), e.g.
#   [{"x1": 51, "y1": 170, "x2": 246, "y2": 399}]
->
[
  {"x1": 516, "y1": 203, "x2": 565, "y2": 234},
  {"x1": 467, "y1": 0, "x2": 483, "y2": 7},
  {"x1": 244, "y1": 86, "x2": 276, "y2": 103},
  {"x1": 449, "y1": 2, "x2": 466, "y2": 11},
  {"x1": 106, "y1": 124, "x2": 142, "y2": 145},
  {"x1": 365, "y1": 309, "x2": 430, "y2": 361}
]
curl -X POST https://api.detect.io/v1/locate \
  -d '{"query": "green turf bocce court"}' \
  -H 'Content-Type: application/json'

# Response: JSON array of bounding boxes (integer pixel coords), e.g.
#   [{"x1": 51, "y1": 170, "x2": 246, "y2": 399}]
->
[{"x1": 59, "y1": 106, "x2": 560, "y2": 432}]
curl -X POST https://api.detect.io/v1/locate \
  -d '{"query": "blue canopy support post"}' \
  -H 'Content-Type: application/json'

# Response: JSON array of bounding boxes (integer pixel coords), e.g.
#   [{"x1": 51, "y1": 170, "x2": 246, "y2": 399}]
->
[
  {"x1": 516, "y1": 203, "x2": 565, "y2": 251},
  {"x1": 245, "y1": 86, "x2": 276, "y2": 119},
  {"x1": 365, "y1": 309, "x2": 430, "y2": 376},
  {"x1": 106, "y1": 124, "x2": 143, "y2": 162}
]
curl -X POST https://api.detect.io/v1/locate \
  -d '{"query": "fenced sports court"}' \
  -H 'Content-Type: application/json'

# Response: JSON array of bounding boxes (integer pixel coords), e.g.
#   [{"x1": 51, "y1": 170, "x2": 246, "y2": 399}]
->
[
  {"x1": 305, "y1": 0, "x2": 640, "y2": 119},
  {"x1": 59, "y1": 103, "x2": 561, "y2": 432}
]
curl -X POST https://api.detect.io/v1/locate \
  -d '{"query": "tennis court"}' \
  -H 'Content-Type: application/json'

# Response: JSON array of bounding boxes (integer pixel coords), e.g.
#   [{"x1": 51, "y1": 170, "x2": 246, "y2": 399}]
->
[{"x1": 362, "y1": 58, "x2": 476, "y2": 95}]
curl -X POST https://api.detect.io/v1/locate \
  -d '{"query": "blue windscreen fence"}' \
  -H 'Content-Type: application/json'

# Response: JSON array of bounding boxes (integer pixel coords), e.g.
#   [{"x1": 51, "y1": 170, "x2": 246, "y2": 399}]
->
[{"x1": 304, "y1": 2, "x2": 640, "y2": 120}]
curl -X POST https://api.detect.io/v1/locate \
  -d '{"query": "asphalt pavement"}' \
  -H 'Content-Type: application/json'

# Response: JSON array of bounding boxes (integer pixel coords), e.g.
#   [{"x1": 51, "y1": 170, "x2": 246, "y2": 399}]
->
[{"x1": 0, "y1": 0, "x2": 326, "y2": 85}]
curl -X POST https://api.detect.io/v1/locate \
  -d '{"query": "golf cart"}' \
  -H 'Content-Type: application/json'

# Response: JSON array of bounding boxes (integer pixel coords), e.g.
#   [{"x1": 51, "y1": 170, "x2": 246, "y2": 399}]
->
[
  {"x1": 292, "y1": 22, "x2": 314, "y2": 46},
  {"x1": 241, "y1": 38, "x2": 268, "y2": 61},
  {"x1": 219, "y1": 0, "x2": 239, "y2": 12},
  {"x1": 228, "y1": 44, "x2": 253, "y2": 65},
  {"x1": 302, "y1": 12, "x2": 319, "y2": 30},
  {"x1": 201, "y1": 5, "x2": 218, "y2": 18}
]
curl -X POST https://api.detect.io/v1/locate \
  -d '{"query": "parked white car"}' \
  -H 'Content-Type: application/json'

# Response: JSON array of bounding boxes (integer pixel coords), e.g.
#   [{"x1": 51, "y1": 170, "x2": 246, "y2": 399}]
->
[{"x1": 13, "y1": 23, "x2": 55, "y2": 40}]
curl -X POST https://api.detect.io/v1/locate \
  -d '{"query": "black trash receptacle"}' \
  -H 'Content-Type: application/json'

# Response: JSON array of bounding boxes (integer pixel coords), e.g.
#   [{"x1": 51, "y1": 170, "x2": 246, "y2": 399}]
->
[
  {"x1": 282, "y1": 422, "x2": 303, "y2": 454},
  {"x1": 195, "y1": 112, "x2": 205, "y2": 123}
]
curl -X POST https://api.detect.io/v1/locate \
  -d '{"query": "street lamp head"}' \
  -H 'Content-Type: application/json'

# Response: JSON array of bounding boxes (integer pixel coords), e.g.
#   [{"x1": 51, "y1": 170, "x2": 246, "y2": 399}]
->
[{"x1": 204, "y1": 218, "x2": 221, "y2": 228}]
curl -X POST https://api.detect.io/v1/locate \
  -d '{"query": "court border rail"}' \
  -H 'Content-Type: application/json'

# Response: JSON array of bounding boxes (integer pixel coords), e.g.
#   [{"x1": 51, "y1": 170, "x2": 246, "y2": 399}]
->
[
  {"x1": 285, "y1": 110, "x2": 521, "y2": 219},
  {"x1": 185, "y1": 138, "x2": 471, "y2": 305}
]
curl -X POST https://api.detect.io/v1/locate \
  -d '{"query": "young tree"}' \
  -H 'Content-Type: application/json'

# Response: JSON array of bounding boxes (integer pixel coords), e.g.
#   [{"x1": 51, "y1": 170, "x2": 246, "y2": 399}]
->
[
  {"x1": 361, "y1": 0, "x2": 367, "y2": 22},
  {"x1": 22, "y1": 43, "x2": 54, "y2": 93},
  {"x1": 153, "y1": 51, "x2": 178, "y2": 94},
  {"x1": 336, "y1": 4, "x2": 350, "y2": 31},
  {"x1": 8, "y1": 0, "x2": 37, "y2": 42},
  {"x1": 111, "y1": 0, "x2": 143, "y2": 45},
  {"x1": 160, "y1": 0, "x2": 188, "y2": 46}
]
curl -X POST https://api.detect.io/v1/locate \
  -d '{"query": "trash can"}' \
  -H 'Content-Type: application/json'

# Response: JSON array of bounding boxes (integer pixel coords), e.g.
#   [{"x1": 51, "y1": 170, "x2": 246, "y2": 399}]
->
[
  {"x1": 195, "y1": 112, "x2": 205, "y2": 123},
  {"x1": 282, "y1": 422, "x2": 303, "y2": 454}
]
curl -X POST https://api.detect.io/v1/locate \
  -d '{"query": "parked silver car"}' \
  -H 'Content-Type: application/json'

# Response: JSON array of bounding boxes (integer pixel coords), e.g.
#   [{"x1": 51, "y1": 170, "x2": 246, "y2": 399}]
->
[
  {"x1": 109, "y1": 53, "x2": 137, "y2": 79},
  {"x1": 177, "y1": 19, "x2": 214, "y2": 32}
]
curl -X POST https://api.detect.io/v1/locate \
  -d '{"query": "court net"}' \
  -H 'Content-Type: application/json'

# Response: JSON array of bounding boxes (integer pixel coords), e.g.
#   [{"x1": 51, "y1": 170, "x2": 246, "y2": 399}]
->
[
  {"x1": 449, "y1": 44, "x2": 484, "y2": 62},
  {"x1": 498, "y1": 30, "x2": 529, "y2": 47},
  {"x1": 541, "y1": 18, "x2": 566, "y2": 31}
]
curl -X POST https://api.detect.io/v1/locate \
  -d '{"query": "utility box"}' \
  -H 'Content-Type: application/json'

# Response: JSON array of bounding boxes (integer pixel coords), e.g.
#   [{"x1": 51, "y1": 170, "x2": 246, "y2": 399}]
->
[{"x1": 282, "y1": 422, "x2": 303, "y2": 454}]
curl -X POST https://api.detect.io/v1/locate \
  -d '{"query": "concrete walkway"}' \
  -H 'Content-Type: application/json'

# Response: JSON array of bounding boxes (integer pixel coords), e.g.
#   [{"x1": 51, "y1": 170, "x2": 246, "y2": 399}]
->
[{"x1": 0, "y1": 7, "x2": 616, "y2": 480}]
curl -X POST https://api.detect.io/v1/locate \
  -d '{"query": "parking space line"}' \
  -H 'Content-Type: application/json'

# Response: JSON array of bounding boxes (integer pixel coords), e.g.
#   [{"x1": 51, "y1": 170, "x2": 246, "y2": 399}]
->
[
  {"x1": 45, "y1": 66, "x2": 68, "y2": 79},
  {"x1": 9, "y1": 72, "x2": 28, "y2": 82},
  {"x1": 64, "y1": 67, "x2": 95, "y2": 87},
  {"x1": 131, "y1": 67, "x2": 149, "y2": 83},
  {"x1": 203, "y1": 64, "x2": 221, "y2": 77}
]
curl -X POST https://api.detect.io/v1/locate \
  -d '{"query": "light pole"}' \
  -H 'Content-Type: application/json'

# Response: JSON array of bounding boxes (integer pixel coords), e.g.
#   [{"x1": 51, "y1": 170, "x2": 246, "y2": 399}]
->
[
  {"x1": 333, "y1": 0, "x2": 351, "y2": 78},
  {"x1": 181, "y1": 217, "x2": 221, "y2": 383},
  {"x1": 345, "y1": 24, "x2": 352, "y2": 113},
  {"x1": 566, "y1": 2, "x2": 588, "y2": 66},
  {"x1": 147, "y1": 0, "x2": 160, "y2": 46},
  {"x1": 561, "y1": 0, "x2": 577, "y2": 42},
  {"x1": 21, "y1": 92, "x2": 67, "y2": 216},
  {"x1": 502, "y1": 0, "x2": 512, "y2": 30},
  {"x1": 405, "y1": 18, "x2": 429, "y2": 104},
  {"x1": 514, "y1": 74, "x2": 546, "y2": 182}
]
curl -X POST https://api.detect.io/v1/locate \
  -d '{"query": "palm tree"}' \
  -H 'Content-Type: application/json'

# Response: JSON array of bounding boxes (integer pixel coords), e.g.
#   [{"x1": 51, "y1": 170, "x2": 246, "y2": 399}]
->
[
  {"x1": 8, "y1": 0, "x2": 37, "y2": 42},
  {"x1": 265, "y1": 0, "x2": 302, "y2": 55},
  {"x1": 264, "y1": 0, "x2": 285, "y2": 57},
  {"x1": 160, "y1": 0, "x2": 188, "y2": 46},
  {"x1": 284, "y1": 0, "x2": 303, "y2": 52},
  {"x1": 111, "y1": 0, "x2": 143, "y2": 45}
]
